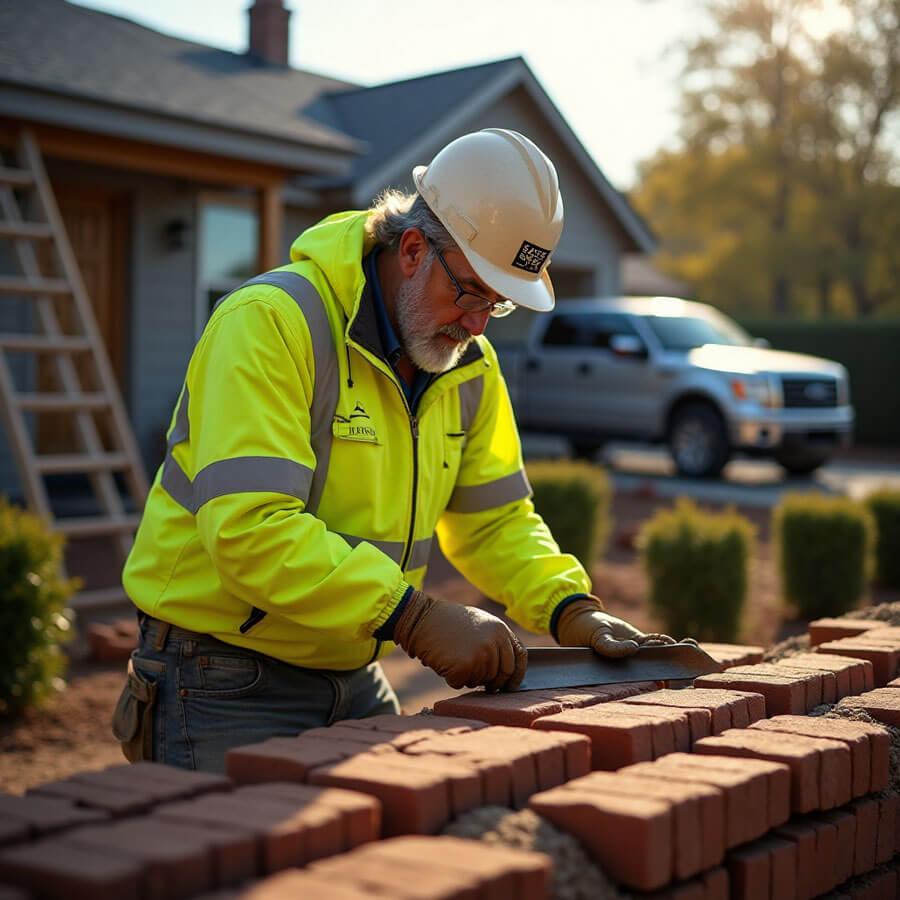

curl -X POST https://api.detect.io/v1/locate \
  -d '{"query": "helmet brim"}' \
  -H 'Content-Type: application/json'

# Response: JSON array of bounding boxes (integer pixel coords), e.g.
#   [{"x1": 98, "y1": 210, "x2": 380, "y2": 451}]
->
[{"x1": 413, "y1": 166, "x2": 556, "y2": 313}]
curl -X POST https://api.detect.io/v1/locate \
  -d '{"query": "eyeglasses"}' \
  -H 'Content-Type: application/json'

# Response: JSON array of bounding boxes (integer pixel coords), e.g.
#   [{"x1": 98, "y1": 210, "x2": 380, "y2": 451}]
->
[{"x1": 427, "y1": 239, "x2": 516, "y2": 318}]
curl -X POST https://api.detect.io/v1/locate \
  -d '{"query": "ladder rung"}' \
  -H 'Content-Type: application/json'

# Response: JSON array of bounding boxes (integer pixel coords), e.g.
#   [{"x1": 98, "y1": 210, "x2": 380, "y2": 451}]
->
[
  {"x1": 68, "y1": 586, "x2": 131, "y2": 612},
  {"x1": 53, "y1": 515, "x2": 141, "y2": 538},
  {"x1": 0, "y1": 166, "x2": 34, "y2": 187},
  {"x1": 16, "y1": 392, "x2": 110, "y2": 412},
  {"x1": 35, "y1": 452, "x2": 129, "y2": 474},
  {"x1": 0, "y1": 221, "x2": 54, "y2": 241},
  {"x1": 0, "y1": 334, "x2": 92, "y2": 352},
  {"x1": 0, "y1": 276, "x2": 71, "y2": 296}
]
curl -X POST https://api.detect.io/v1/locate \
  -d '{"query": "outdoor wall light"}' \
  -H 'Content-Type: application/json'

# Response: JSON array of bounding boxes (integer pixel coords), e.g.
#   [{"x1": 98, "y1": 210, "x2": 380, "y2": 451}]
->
[{"x1": 163, "y1": 218, "x2": 191, "y2": 252}]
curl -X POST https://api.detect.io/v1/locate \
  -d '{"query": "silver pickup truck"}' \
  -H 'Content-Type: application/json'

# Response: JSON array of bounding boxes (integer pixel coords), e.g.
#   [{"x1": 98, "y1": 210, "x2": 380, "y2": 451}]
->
[{"x1": 495, "y1": 296, "x2": 854, "y2": 477}]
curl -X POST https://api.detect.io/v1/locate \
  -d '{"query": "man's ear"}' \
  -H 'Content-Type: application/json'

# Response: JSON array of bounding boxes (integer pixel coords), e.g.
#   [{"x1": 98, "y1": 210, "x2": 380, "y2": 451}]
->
[{"x1": 397, "y1": 228, "x2": 428, "y2": 277}]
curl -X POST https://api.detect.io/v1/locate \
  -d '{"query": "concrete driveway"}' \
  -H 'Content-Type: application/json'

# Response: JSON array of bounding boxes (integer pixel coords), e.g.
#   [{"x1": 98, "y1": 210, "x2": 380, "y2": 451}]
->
[{"x1": 520, "y1": 433, "x2": 900, "y2": 509}]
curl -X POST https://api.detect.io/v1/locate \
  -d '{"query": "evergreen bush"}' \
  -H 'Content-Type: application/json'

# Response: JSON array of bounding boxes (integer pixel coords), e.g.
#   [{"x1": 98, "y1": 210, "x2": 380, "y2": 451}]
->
[
  {"x1": 773, "y1": 493, "x2": 874, "y2": 619},
  {"x1": 638, "y1": 498, "x2": 755, "y2": 641},
  {"x1": 0, "y1": 499, "x2": 78, "y2": 716},
  {"x1": 864, "y1": 488, "x2": 900, "y2": 589},
  {"x1": 525, "y1": 460, "x2": 612, "y2": 570}
]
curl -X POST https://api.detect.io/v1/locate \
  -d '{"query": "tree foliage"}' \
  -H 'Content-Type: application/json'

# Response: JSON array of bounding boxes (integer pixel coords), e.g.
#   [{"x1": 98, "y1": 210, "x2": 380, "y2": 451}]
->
[{"x1": 632, "y1": 0, "x2": 900, "y2": 317}]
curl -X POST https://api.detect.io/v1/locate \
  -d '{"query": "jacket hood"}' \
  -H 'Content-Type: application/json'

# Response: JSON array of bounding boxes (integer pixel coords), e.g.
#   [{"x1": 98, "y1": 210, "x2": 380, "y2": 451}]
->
[{"x1": 290, "y1": 210, "x2": 375, "y2": 319}]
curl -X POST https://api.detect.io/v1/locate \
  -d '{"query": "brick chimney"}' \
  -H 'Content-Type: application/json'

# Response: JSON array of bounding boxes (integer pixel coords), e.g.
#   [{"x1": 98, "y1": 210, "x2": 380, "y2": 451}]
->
[{"x1": 248, "y1": 0, "x2": 291, "y2": 67}]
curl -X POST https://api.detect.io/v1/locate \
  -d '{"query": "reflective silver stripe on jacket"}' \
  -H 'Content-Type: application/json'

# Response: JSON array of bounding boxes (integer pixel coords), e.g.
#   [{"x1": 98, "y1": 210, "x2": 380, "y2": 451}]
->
[
  {"x1": 457, "y1": 374, "x2": 484, "y2": 432},
  {"x1": 161, "y1": 272, "x2": 338, "y2": 515},
  {"x1": 338, "y1": 533, "x2": 433, "y2": 571},
  {"x1": 446, "y1": 469, "x2": 532, "y2": 514}
]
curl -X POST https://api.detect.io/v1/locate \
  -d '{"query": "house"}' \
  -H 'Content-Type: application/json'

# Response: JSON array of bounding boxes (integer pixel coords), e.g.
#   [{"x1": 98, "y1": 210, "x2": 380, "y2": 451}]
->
[{"x1": 0, "y1": 0, "x2": 655, "y2": 500}]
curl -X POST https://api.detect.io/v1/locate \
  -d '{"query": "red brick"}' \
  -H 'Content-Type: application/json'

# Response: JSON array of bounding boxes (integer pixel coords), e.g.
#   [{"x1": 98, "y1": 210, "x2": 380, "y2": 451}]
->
[
  {"x1": 814, "y1": 808, "x2": 856, "y2": 886},
  {"x1": 0, "y1": 822, "x2": 28, "y2": 849},
  {"x1": 773, "y1": 819, "x2": 818, "y2": 900},
  {"x1": 817, "y1": 640, "x2": 900, "y2": 686},
  {"x1": 362, "y1": 835, "x2": 553, "y2": 900},
  {"x1": 620, "y1": 694, "x2": 713, "y2": 741},
  {"x1": 68, "y1": 767, "x2": 199, "y2": 805},
  {"x1": 851, "y1": 687, "x2": 900, "y2": 727},
  {"x1": 703, "y1": 867, "x2": 729, "y2": 900},
  {"x1": 750, "y1": 715, "x2": 889, "y2": 796},
  {"x1": 0, "y1": 794, "x2": 107, "y2": 837},
  {"x1": 148, "y1": 805, "x2": 258, "y2": 885},
  {"x1": 432, "y1": 691, "x2": 565, "y2": 727},
  {"x1": 766, "y1": 836, "x2": 797, "y2": 900},
  {"x1": 628, "y1": 688, "x2": 764, "y2": 731},
  {"x1": 623, "y1": 753, "x2": 774, "y2": 847},
  {"x1": 561, "y1": 771, "x2": 718, "y2": 877},
  {"x1": 693, "y1": 671, "x2": 808, "y2": 715},
  {"x1": 537, "y1": 729, "x2": 592, "y2": 780},
  {"x1": 530, "y1": 786, "x2": 673, "y2": 891},
  {"x1": 595, "y1": 701, "x2": 694, "y2": 752},
  {"x1": 849, "y1": 796, "x2": 879, "y2": 876},
  {"x1": 693, "y1": 728, "x2": 852, "y2": 812},
  {"x1": 114, "y1": 762, "x2": 231, "y2": 796},
  {"x1": 876, "y1": 793, "x2": 897, "y2": 864},
  {"x1": 225, "y1": 737, "x2": 351, "y2": 784},
  {"x1": 237, "y1": 870, "x2": 376, "y2": 899},
  {"x1": 308, "y1": 755, "x2": 449, "y2": 836},
  {"x1": 809, "y1": 618, "x2": 881, "y2": 645},
  {"x1": 239, "y1": 782, "x2": 380, "y2": 850},
  {"x1": 727, "y1": 663, "x2": 829, "y2": 706},
  {"x1": 309, "y1": 853, "x2": 481, "y2": 900},
  {"x1": 609, "y1": 700, "x2": 704, "y2": 747},
  {"x1": 698, "y1": 642, "x2": 765, "y2": 667},
  {"x1": 27, "y1": 778, "x2": 155, "y2": 817},
  {"x1": 777, "y1": 653, "x2": 863, "y2": 699},
  {"x1": 64, "y1": 818, "x2": 214, "y2": 900},
  {"x1": 726, "y1": 840, "x2": 770, "y2": 900},
  {"x1": 808, "y1": 816, "x2": 839, "y2": 897},
  {"x1": 0, "y1": 835, "x2": 142, "y2": 899},
  {"x1": 383, "y1": 753, "x2": 483, "y2": 816}
]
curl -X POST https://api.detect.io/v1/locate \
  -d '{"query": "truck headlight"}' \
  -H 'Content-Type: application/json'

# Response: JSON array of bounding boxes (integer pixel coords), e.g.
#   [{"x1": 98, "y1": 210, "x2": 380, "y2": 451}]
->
[{"x1": 730, "y1": 377, "x2": 779, "y2": 407}]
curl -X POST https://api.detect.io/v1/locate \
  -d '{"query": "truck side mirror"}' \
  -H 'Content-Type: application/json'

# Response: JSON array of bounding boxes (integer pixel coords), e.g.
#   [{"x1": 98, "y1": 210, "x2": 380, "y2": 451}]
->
[{"x1": 610, "y1": 334, "x2": 647, "y2": 358}]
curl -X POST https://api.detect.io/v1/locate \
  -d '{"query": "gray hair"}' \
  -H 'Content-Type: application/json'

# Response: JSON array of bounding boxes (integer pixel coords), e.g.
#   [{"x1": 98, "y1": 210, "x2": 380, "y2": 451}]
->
[{"x1": 366, "y1": 189, "x2": 456, "y2": 254}]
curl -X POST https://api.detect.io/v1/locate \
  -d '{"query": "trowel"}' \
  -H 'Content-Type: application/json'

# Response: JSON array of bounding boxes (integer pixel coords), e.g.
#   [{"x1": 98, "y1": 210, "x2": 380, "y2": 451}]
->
[{"x1": 512, "y1": 642, "x2": 721, "y2": 692}]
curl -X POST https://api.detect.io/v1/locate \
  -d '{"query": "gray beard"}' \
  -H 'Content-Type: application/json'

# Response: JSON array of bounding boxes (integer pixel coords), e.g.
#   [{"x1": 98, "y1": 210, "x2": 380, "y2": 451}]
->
[{"x1": 394, "y1": 260, "x2": 473, "y2": 374}]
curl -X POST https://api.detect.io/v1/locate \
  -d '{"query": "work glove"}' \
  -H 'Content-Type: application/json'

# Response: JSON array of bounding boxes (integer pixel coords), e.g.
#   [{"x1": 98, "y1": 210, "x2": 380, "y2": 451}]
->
[
  {"x1": 556, "y1": 596, "x2": 677, "y2": 658},
  {"x1": 394, "y1": 590, "x2": 528, "y2": 692}
]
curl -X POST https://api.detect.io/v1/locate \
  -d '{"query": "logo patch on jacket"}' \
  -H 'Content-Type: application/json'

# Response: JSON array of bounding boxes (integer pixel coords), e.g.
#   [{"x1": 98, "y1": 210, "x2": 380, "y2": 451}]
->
[{"x1": 333, "y1": 404, "x2": 379, "y2": 444}]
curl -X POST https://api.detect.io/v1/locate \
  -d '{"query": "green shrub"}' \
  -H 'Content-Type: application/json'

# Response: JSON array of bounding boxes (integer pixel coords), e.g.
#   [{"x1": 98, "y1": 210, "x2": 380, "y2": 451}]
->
[
  {"x1": 526, "y1": 460, "x2": 612, "y2": 569},
  {"x1": 865, "y1": 488, "x2": 900, "y2": 589},
  {"x1": 638, "y1": 498, "x2": 755, "y2": 641},
  {"x1": 773, "y1": 493, "x2": 875, "y2": 619},
  {"x1": 0, "y1": 499, "x2": 78, "y2": 716}
]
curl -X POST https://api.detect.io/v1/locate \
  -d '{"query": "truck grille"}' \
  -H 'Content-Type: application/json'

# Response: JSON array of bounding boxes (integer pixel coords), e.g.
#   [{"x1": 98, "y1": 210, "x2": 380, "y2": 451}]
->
[{"x1": 781, "y1": 377, "x2": 838, "y2": 408}]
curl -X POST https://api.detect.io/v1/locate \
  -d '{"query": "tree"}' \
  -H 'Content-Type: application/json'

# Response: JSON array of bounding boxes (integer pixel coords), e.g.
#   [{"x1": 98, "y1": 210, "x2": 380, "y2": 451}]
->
[{"x1": 633, "y1": 0, "x2": 900, "y2": 318}]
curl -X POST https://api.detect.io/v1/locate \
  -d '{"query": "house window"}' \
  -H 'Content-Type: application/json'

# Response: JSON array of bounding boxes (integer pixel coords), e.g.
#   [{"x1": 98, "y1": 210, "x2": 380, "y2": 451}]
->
[{"x1": 196, "y1": 198, "x2": 258, "y2": 336}]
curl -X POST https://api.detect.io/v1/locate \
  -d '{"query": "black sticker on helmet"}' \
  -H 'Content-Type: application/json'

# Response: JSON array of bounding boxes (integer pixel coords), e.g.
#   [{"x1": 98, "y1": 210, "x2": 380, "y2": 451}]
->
[{"x1": 512, "y1": 240, "x2": 550, "y2": 274}]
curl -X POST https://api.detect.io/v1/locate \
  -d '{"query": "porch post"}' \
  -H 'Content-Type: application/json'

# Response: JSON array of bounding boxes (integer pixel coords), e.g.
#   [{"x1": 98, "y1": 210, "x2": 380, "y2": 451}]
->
[{"x1": 258, "y1": 182, "x2": 283, "y2": 272}]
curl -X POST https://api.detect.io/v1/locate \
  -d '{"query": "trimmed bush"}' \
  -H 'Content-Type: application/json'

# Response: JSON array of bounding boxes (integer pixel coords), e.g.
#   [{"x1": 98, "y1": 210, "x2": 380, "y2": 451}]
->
[
  {"x1": 865, "y1": 488, "x2": 900, "y2": 589},
  {"x1": 525, "y1": 460, "x2": 612, "y2": 569},
  {"x1": 773, "y1": 493, "x2": 875, "y2": 619},
  {"x1": 0, "y1": 499, "x2": 78, "y2": 716},
  {"x1": 638, "y1": 498, "x2": 755, "y2": 642}
]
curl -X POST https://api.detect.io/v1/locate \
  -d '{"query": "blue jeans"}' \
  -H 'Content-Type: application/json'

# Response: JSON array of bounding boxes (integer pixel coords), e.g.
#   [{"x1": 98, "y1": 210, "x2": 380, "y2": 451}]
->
[{"x1": 124, "y1": 613, "x2": 400, "y2": 774}]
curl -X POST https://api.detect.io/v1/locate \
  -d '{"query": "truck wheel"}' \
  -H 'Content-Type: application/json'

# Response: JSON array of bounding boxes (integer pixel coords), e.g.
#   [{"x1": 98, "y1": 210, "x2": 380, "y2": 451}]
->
[
  {"x1": 668, "y1": 403, "x2": 731, "y2": 478},
  {"x1": 775, "y1": 450, "x2": 828, "y2": 477}
]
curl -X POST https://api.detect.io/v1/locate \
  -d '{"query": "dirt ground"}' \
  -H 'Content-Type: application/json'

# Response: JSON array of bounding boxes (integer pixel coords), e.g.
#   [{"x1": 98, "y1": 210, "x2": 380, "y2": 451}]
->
[{"x1": 2, "y1": 489, "x2": 896, "y2": 795}]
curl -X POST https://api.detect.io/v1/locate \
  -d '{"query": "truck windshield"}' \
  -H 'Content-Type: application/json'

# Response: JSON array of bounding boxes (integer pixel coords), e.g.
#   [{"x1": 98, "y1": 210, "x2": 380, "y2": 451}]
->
[{"x1": 642, "y1": 314, "x2": 751, "y2": 351}]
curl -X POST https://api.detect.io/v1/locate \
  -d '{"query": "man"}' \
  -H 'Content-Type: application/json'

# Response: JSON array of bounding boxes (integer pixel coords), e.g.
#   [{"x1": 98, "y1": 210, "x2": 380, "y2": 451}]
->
[{"x1": 115, "y1": 128, "x2": 673, "y2": 773}]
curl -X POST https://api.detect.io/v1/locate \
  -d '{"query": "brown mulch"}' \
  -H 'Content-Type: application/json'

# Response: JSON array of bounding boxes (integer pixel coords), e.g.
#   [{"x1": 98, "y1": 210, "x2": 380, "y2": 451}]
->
[{"x1": 2, "y1": 490, "x2": 897, "y2": 796}]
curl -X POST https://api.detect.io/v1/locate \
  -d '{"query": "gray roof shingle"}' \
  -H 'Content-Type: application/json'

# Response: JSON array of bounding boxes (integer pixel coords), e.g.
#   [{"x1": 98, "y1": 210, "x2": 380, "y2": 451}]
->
[{"x1": 0, "y1": 0, "x2": 359, "y2": 152}]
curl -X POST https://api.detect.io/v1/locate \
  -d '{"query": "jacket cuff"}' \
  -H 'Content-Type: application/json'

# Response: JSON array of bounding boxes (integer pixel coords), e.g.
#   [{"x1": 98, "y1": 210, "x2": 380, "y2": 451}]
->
[
  {"x1": 549, "y1": 593, "x2": 593, "y2": 642},
  {"x1": 373, "y1": 584, "x2": 415, "y2": 641}
]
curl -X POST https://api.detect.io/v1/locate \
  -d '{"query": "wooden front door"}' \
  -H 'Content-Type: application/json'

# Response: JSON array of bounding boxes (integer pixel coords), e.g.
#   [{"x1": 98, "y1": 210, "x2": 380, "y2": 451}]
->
[{"x1": 38, "y1": 184, "x2": 130, "y2": 452}]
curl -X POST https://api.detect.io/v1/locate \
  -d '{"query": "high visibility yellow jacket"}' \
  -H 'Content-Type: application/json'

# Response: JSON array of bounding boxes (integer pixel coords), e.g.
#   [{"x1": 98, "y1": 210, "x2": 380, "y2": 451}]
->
[{"x1": 123, "y1": 210, "x2": 591, "y2": 670}]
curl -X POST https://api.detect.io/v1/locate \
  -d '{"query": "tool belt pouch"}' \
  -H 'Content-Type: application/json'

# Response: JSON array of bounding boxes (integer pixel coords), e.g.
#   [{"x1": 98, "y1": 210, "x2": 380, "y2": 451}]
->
[{"x1": 112, "y1": 658, "x2": 158, "y2": 762}]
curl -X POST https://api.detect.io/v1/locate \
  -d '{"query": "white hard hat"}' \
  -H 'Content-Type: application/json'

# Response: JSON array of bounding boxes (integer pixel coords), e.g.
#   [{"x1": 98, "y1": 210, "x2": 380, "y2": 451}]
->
[{"x1": 413, "y1": 128, "x2": 564, "y2": 312}]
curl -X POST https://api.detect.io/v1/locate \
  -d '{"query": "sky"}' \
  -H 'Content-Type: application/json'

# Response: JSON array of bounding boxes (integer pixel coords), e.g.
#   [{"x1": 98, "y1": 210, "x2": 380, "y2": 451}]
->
[{"x1": 70, "y1": 0, "x2": 700, "y2": 191}]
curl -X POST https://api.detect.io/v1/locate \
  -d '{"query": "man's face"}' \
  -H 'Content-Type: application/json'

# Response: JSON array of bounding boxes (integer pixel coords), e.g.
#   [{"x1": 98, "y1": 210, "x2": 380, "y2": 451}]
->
[{"x1": 395, "y1": 243, "x2": 502, "y2": 374}]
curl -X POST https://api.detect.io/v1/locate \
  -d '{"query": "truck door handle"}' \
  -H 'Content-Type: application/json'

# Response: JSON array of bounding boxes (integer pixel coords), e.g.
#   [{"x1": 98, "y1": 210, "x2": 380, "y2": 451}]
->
[
  {"x1": 525, "y1": 358, "x2": 540, "y2": 371},
  {"x1": 576, "y1": 362, "x2": 592, "y2": 375}
]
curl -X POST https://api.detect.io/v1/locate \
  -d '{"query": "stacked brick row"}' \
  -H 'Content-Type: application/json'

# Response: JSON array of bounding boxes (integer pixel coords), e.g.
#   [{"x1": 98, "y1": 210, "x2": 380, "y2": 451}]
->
[{"x1": 0, "y1": 764, "x2": 382, "y2": 898}]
